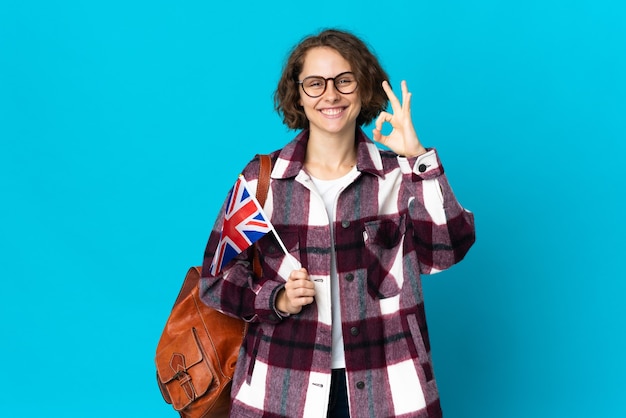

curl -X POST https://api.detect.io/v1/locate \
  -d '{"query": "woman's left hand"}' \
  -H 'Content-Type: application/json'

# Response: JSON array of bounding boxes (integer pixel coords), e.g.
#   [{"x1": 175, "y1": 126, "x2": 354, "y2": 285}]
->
[{"x1": 372, "y1": 80, "x2": 427, "y2": 158}]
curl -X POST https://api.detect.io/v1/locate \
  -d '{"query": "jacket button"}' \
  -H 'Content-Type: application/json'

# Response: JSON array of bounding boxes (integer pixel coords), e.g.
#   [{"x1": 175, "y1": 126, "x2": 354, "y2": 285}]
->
[
  {"x1": 341, "y1": 220, "x2": 350, "y2": 228},
  {"x1": 345, "y1": 273, "x2": 354, "y2": 282},
  {"x1": 418, "y1": 164, "x2": 428, "y2": 173},
  {"x1": 350, "y1": 327, "x2": 359, "y2": 336},
  {"x1": 356, "y1": 381, "x2": 365, "y2": 389}
]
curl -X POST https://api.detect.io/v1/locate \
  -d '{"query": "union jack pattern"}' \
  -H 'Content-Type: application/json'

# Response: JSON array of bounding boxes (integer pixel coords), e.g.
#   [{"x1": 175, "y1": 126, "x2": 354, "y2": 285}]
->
[{"x1": 209, "y1": 175, "x2": 271, "y2": 275}]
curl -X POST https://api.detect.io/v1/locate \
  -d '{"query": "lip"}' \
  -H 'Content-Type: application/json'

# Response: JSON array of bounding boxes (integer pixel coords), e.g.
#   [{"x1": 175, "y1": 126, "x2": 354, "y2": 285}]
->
[{"x1": 318, "y1": 106, "x2": 347, "y2": 118}]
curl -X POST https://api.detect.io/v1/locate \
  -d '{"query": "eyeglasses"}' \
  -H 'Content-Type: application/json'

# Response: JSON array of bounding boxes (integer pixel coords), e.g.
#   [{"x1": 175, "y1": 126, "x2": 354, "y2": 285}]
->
[{"x1": 297, "y1": 71, "x2": 358, "y2": 98}]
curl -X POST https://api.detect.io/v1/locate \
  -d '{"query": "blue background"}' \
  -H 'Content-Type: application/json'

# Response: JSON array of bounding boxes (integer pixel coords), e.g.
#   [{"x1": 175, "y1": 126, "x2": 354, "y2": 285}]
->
[{"x1": 1, "y1": 1, "x2": 624, "y2": 417}]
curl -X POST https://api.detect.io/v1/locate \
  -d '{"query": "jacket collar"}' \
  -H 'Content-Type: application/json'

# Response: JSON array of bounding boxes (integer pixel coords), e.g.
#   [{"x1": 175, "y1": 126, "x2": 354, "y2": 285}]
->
[{"x1": 272, "y1": 127, "x2": 385, "y2": 180}]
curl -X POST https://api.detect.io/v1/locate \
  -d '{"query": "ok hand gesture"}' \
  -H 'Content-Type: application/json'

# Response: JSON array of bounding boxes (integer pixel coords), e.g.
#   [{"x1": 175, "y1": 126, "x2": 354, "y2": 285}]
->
[{"x1": 372, "y1": 80, "x2": 427, "y2": 158}]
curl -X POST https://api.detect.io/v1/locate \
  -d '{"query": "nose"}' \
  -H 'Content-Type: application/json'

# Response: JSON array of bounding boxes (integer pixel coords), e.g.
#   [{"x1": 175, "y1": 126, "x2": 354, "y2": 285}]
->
[{"x1": 322, "y1": 80, "x2": 340, "y2": 101}]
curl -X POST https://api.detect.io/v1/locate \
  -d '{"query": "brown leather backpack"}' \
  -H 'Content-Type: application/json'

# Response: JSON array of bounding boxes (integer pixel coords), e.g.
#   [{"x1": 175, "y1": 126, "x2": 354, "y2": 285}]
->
[{"x1": 155, "y1": 155, "x2": 271, "y2": 417}]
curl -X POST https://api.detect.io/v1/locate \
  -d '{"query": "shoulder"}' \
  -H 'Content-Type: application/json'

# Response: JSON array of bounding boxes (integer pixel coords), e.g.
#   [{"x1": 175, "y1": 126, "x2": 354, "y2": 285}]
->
[{"x1": 239, "y1": 149, "x2": 283, "y2": 182}]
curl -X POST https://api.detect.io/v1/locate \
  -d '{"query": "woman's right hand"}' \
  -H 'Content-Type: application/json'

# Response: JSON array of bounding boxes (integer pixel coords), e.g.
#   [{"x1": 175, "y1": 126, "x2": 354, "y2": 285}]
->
[{"x1": 276, "y1": 268, "x2": 316, "y2": 315}]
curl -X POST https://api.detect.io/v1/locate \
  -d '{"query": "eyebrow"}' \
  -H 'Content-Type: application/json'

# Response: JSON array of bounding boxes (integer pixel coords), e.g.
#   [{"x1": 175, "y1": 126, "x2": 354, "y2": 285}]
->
[{"x1": 299, "y1": 71, "x2": 353, "y2": 79}]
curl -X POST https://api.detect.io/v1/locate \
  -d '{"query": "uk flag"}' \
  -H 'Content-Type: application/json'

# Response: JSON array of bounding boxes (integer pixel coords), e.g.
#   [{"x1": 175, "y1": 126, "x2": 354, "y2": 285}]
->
[{"x1": 209, "y1": 175, "x2": 272, "y2": 275}]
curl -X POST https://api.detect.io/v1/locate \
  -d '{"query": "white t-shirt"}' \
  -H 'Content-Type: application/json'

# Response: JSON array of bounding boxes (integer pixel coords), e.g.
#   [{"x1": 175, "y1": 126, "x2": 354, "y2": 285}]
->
[{"x1": 309, "y1": 166, "x2": 357, "y2": 369}]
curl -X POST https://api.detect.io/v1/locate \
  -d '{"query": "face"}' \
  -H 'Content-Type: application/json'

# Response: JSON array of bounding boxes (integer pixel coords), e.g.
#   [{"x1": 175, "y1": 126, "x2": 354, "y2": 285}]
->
[{"x1": 298, "y1": 47, "x2": 361, "y2": 139}]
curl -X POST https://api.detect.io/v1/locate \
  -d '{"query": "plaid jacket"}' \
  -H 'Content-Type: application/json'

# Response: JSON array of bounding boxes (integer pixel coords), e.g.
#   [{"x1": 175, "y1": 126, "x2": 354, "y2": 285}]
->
[{"x1": 200, "y1": 128, "x2": 475, "y2": 417}]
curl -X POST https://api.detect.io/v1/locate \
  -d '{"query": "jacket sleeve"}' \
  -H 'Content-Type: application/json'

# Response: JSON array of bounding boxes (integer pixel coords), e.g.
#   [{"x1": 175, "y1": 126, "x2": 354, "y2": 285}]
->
[
  {"x1": 198, "y1": 157, "x2": 285, "y2": 324},
  {"x1": 399, "y1": 148, "x2": 476, "y2": 274}
]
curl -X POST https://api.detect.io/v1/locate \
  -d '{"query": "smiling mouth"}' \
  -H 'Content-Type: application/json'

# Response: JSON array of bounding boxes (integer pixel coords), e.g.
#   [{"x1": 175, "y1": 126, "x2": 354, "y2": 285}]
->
[{"x1": 320, "y1": 107, "x2": 346, "y2": 116}]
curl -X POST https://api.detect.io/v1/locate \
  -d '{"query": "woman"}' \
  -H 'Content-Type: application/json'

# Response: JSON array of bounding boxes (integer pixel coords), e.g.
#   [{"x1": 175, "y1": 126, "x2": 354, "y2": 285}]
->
[{"x1": 200, "y1": 29, "x2": 475, "y2": 418}]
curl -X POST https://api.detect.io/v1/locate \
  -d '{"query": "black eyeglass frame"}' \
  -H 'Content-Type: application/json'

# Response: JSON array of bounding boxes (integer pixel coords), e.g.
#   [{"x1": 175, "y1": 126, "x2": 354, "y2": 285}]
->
[{"x1": 297, "y1": 71, "x2": 358, "y2": 98}]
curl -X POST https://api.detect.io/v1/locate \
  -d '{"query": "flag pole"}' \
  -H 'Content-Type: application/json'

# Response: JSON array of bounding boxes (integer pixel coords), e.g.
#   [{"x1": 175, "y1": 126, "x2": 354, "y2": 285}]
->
[{"x1": 268, "y1": 226, "x2": 300, "y2": 271}]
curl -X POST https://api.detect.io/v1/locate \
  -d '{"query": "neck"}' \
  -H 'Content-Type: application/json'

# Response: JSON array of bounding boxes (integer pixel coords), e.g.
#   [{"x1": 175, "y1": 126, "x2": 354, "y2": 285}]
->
[{"x1": 304, "y1": 128, "x2": 358, "y2": 180}]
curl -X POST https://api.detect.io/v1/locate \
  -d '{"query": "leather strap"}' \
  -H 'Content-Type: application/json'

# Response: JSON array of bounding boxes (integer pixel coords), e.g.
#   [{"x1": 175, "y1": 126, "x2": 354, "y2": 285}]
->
[
  {"x1": 253, "y1": 154, "x2": 271, "y2": 278},
  {"x1": 256, "y1": 154, "x2": 271, "y2": 207}
]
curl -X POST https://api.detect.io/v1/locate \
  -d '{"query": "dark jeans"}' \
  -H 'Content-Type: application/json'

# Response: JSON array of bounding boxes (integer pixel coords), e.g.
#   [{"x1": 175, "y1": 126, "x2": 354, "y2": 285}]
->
[{"x1": 327, "y1": 368, "x2": 350, "y2": 418}]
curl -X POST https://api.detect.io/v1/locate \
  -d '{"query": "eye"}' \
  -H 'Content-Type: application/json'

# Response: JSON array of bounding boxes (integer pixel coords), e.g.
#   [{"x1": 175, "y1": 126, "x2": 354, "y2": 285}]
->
[
  {"x1": 336, "y1": 74, "x2": 355, "y2": 85},
  {"x1": 304, "y1": 77, "x2": 325, "y2": 89}
]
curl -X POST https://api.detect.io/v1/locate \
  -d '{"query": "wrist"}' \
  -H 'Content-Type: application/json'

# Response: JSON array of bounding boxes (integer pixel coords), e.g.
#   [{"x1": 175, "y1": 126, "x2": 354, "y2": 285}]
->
[
  {"x1": 274, "y1": 288, "x2": 291, "y2": 317},
  {"x1": 404, "y1": 145, "x2": 427, "y2": 158}
]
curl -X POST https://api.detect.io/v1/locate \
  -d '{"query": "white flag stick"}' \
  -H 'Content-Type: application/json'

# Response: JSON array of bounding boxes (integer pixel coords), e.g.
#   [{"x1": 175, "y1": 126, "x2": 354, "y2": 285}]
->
[{"x1": 268, "y1": 227, "x2": 301, "y2": 271}]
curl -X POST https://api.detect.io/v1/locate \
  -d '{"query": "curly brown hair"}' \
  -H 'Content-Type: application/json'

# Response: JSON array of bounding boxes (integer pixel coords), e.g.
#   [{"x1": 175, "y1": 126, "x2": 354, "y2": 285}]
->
[{"x1": 274, "y1": 29, "x2": 390, "y2": 130}]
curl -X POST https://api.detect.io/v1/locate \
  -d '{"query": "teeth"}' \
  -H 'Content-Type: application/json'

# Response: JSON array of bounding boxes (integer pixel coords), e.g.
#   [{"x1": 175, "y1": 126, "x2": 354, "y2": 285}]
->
[{"x1": 321, "y1": 108, "x2": 343, "y2": 115}]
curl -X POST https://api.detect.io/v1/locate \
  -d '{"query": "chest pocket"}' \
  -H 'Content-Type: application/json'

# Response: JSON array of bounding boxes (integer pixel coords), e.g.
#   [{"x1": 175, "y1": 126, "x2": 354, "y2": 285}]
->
[{"x1": 363, "y1": 215, "x2": 407, "y2": 299}]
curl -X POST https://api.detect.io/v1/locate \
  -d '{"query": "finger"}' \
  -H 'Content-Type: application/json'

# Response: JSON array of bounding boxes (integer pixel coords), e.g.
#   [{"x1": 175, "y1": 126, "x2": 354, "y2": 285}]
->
[
  {"x1": 372, "y1": 128, "x2": 382, "y2": 143},
  {"x1": 373, "y1": 114, "x2": 389, "y2": 145},
  {"x1": 405, "y1": 91, "x2": 412, "y2": 115},
  {"x1": 401, "y1": 80, "x2": 408, "y2": 110},
  {"x1": 286, "y1": 280, "x2": 308, "y2": 293},
  {"x1": 382, "y1": 80, "x2": 402, "y2": 114},
  {"x1": 292, "y1": 296, "x2": 314, "y2": 308},
  {"x1": 289, "y1": 268, "x2": 308, "y2": 281},
  {"x1": 291, "y1": 281, "x2": 314, "y2": 293},
  {"x1": 375, "y1": 111, "x2": 390, "y2": 132},
  {"x1": 298, "y1": 285, "x2": 316, "y2": 296},
  {"x1": 287, "y1": 277, "x2": 315, "y2": 292},
  {"x1": 287, "y1": 287, "x2": 315, "y2": 304},
  {"x1": 401, "y1": 80, "x2": 412, "y2": 115}
]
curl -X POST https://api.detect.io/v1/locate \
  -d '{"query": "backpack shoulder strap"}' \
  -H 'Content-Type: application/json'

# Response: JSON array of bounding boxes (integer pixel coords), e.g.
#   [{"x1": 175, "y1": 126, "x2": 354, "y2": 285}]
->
[
  {"x1": 256, "y1": 154, "x2": 271, "y2": 207},
  {"x1": 253, "y1": 154, "x2": 271, "y2": 277}
]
